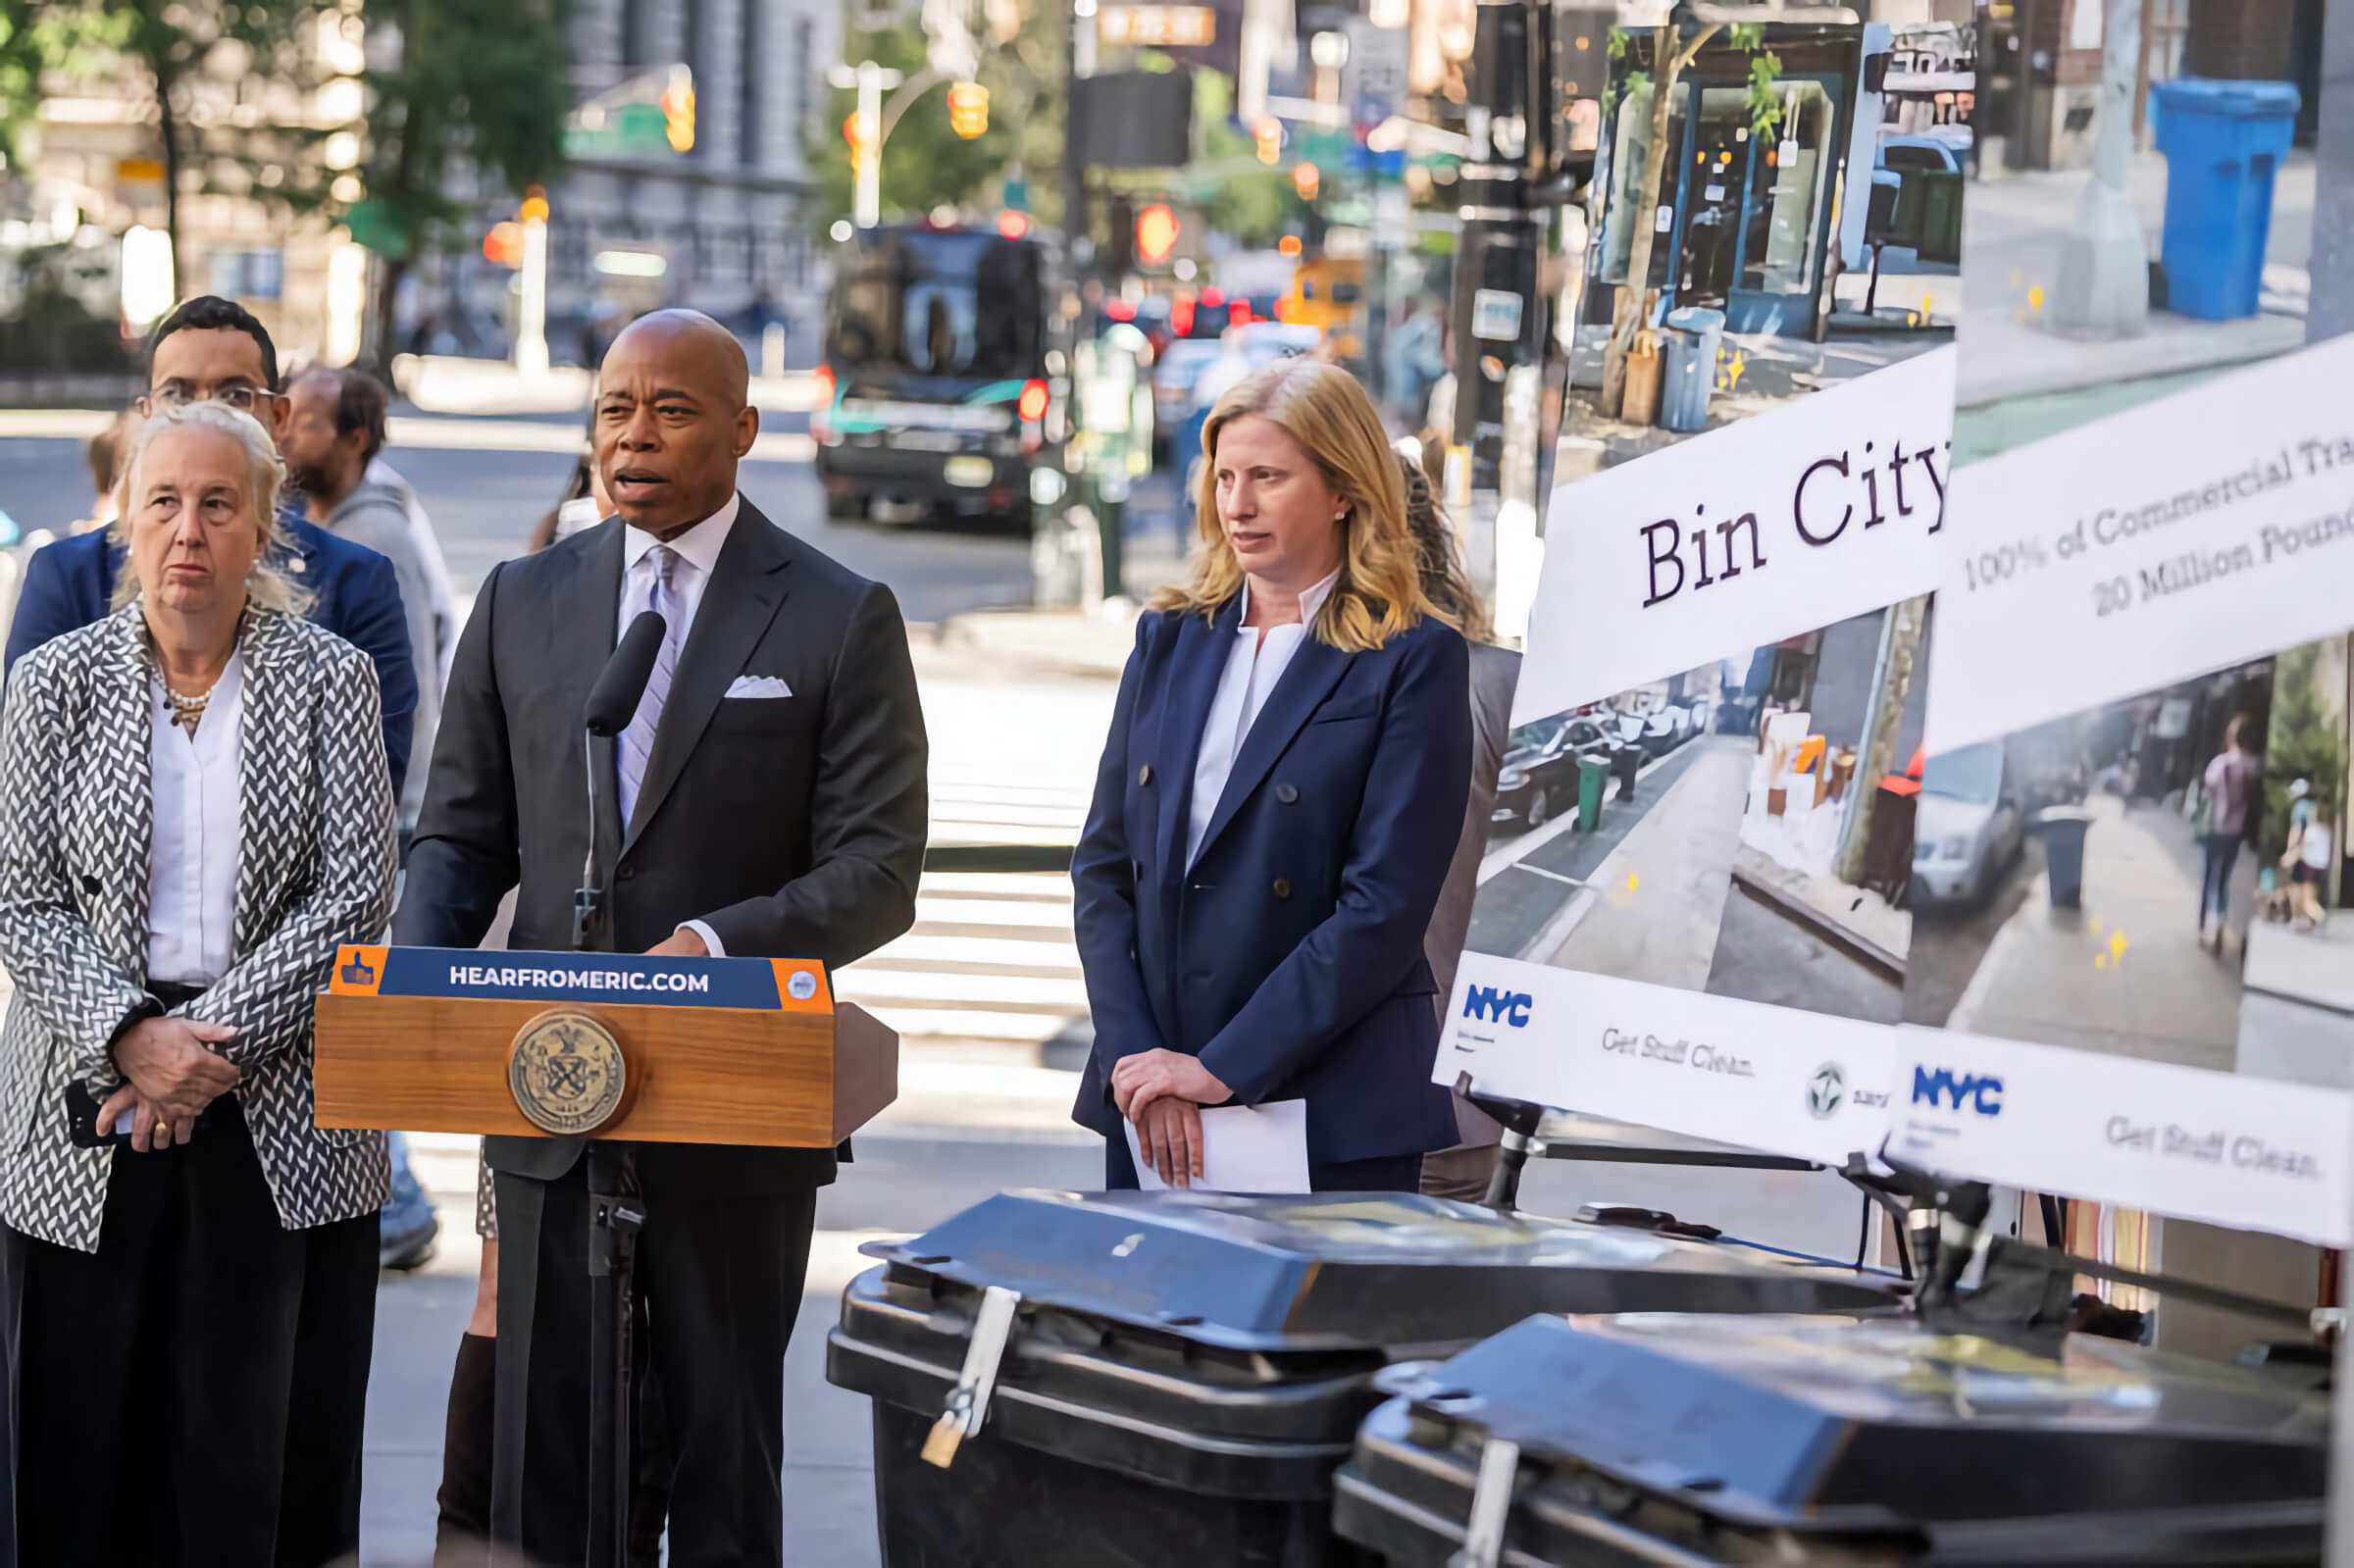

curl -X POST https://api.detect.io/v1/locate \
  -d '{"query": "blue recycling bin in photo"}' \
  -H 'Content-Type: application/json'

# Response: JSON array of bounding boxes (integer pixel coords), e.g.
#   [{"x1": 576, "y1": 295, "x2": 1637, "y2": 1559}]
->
[
  {"x1": 1658, "y1": 306, "x2": 1725, "y2": 433},
  {"x1": 2150, "y1": 77, "x2": 2300, "y2": 322}
]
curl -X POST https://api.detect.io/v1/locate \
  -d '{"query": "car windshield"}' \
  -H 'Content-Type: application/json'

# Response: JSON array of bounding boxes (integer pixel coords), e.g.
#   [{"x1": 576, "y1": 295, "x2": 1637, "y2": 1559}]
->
[
  {"x1": 1509, "y1": 717, "x2": 1567, "y2": 754},
  {"x1": 1923, "y1": 741, "x2": 2004, "y2": 804}
]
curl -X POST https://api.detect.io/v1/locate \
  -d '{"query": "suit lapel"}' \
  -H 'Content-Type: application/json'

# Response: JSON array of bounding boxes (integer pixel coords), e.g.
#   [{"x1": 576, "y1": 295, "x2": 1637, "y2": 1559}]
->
[
  {"x1": 91, "y1": 610, "x2": 152, "y2": 976},
  {"x1": 621, "y1": 503, "x2": 792, "y2": 853},
  {"x1": 1151, "y1": 600, "x2": 1239, "y2": 896},
  {"x1": 1192, "y1": 632, "x2": 1353, "y2": 868}
]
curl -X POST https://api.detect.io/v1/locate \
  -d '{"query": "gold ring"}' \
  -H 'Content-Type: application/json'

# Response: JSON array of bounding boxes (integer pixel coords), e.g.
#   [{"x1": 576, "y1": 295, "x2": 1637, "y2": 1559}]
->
[{"x1": 155, "y1": 1120, "x2": 170, "y2": 1141}]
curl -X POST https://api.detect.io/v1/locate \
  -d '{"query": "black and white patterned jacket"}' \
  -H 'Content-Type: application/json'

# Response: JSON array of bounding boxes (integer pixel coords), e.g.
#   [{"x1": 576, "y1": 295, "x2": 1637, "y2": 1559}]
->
[{"x1": 0, "y1": 604, "x2": 397, "y2": 1252}]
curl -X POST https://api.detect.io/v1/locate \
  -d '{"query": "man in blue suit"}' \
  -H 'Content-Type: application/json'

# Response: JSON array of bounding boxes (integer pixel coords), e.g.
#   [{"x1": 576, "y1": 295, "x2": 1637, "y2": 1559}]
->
[
  {"x1": 2, "y1": 296, "x2": 429, "y2": 1269},
  {"x1": 4, "y1": 297, "x2": 417, "y2": 794}
]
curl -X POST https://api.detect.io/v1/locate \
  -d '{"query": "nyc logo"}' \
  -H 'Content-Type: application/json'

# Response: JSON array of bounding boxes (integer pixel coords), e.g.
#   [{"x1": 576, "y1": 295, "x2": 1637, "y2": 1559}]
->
[
  {"x1": 1462, "y1": 986, "x2": 1533, "y2": 1029},
  {"x1": 1912, "y1": 1066, "x2": 2004, "y2": 1117}
]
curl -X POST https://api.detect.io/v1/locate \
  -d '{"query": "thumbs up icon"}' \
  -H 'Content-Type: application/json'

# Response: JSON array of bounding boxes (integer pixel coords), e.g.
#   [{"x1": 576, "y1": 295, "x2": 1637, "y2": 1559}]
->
[{"x1": 339, "y1": 953, "x2": 377, "y2": 987}]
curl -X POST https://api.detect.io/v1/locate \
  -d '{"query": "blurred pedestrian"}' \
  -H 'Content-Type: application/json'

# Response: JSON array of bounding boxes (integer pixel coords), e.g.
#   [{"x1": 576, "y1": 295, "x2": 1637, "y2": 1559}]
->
[
  {"x1": 0, "y1": 400, "x2": 397, "y2": 1566},
  {"x1": 3, "y1": 297, "x2": 418, "y2": 799},
  {"x1": 1383, "y1": 295, "x2": 1446, "y2": 430},
  {"x1": 1397, "y1": 454, "x2": 1518, "y2": 1203},
  {"x1": 365, "y1": 453, "x2": 462, "y2": 692},
  {"x1": 1072, "y1": 359, "x2": 1470, "y2": 1190},
  {"x1": 73, "y1": 410, "x2": 137, "y2": 534},
  {"x1": 281, "y1": 366, "x2": 442, "y2": 838},
  {"x1": 2196, "y1": 714, "x2": 2260, "y2": 954},
  {"x1": 2283, "y1": 779, "x2": 2333, "y2": 933},
  {"x1": 526, "y1": 404, "x2": 612, "y2": 553}
]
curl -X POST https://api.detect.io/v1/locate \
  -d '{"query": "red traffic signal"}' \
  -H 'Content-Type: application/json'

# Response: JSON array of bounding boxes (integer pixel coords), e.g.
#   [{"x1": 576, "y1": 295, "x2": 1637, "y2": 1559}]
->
[
  {"x1": 1135, "y1": 202, "x2": 1180, "y2": 267},
  {"x1": 483, "y1": 221, "x2": 525, "y2": 268}
]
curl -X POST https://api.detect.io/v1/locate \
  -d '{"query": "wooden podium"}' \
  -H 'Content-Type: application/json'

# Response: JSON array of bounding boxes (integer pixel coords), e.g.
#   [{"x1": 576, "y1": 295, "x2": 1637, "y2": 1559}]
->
[{"x1": 312, "y1": 944, "x2": 897, "y2": 1145}]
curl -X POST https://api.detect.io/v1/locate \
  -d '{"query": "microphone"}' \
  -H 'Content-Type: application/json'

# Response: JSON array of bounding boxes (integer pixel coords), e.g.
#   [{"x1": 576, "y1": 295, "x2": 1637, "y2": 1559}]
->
[
  {"x1": 577, "y1": 610, "x2": 669, "y2": 949},
  {"x1": 587, "y1": 611, "x2": 669, "y2": 736}
]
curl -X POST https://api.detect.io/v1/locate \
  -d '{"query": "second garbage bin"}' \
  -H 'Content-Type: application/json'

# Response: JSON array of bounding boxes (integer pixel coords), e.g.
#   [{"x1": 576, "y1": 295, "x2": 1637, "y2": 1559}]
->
[
  {"x1": 1657, "y1": 306, "x2": 1725, "y2": 433},
  {"x1": 828, "y1": 1189, "x2": 1899, "y2": 1567},
  {"x1": 2152, "y1": 77, "x2": 2301, "y2": 322},
  {"x1": 1336, "y1": 1311, "x2": 2328, "y2": 1566},
  {"x1": 2031, "y1": 805, "x2": 2094, "y2": 909}
]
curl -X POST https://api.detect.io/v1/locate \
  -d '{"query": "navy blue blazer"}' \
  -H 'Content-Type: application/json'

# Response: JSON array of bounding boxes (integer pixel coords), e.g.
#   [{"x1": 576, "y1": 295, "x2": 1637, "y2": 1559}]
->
[
  {"x1": 1071, "y1": 597, "x2": 1471, "y2": 1165},
  {"x1": 3, "y1": 514, "x2": 417, "y2": 787}
]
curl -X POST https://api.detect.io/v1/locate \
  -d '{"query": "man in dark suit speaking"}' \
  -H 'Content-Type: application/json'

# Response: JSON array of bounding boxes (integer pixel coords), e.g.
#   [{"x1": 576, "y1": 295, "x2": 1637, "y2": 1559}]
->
[{"x1": 395, "y1": 310, "x2": 928, "y2": 1564}]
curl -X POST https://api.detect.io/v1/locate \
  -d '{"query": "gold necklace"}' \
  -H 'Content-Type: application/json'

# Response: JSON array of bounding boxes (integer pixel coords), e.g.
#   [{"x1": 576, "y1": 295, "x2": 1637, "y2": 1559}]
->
[{"x1": 161, "y1": 674, "x2": 218, "y2": 734}]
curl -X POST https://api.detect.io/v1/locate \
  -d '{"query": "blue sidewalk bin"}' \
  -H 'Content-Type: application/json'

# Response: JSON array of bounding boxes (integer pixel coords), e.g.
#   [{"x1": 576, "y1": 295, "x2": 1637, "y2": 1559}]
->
[
  {"x1": 1658, "y1": 306, "x2": 1725, "y2": 433},
  {"x1": 2151, "y1": 77, "x2": 2300, "y2": 322}
]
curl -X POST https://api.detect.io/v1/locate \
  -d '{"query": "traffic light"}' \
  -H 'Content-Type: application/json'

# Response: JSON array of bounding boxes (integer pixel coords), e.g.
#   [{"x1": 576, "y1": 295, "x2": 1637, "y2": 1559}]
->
[
  {"x1": 483, "y1": 222, "x2": 525, "y2": 268},
  {"x1": 519, "y1": 185, "x2": 549, "y2": 223},
  {"x1": 1135, "y1": 202, "x2": 1179, "y2": 268},
  {"x1": 1292, "y1": 162, "x2": 1320, "y2": 200},
  {"x1": 661, "y1": 68, "x2": 695, "y2": 153},
  {"x1": 947, "y1": 80, "x2": 989, "y2": 139},
  {"x1": 1254, "y1": 117, "x2": 1282, "y2": 166}
]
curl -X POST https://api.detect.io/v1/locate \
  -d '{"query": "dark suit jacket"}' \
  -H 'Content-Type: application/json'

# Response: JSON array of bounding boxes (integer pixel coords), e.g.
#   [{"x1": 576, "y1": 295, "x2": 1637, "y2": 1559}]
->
[
  {"x1": 393, "y1": 502, "x2": 929, "y2": 1193},
  {"x1": 3, "y1": 515, "x2": 418, "y2": 787},
  {"x1": 1070, "y1": 599, "x2": 1470, "y2": 1165}
]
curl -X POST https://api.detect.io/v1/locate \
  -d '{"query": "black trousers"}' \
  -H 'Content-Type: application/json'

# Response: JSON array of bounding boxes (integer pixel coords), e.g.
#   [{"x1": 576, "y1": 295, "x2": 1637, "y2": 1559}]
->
[
  {"x1": 492, "y1": 1159, "x2": 818, "y2": 1568},
  {"x1": 3, "y1": 1100, "x2": 380, "y2": 1568}
]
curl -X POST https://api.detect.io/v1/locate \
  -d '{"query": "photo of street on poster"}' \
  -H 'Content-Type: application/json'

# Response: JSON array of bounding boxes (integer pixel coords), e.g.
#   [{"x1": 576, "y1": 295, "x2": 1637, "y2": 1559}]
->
[
  {"x1": 1444, "y1": 12, "x2": 1966, "y2": 1166},
  {"x1": 1890, "y1": 158, "x2": 2354, "y2": 1243}
]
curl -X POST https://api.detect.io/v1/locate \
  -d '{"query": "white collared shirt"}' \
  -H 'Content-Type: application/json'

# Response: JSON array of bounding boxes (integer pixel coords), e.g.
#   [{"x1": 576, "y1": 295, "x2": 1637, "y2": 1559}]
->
[
  {"x1": 146, "y1": 651, "x2": 245, "y2": 986},
  {"x1": 1186, "y1": 568, "x2": 1342, "y2": 869},
  {"x1": 616, "y1": 491, "x2": 740, "y2": 643},
  {"x1": 614, "y1": 492, "x2": 742, "y2": 958}
]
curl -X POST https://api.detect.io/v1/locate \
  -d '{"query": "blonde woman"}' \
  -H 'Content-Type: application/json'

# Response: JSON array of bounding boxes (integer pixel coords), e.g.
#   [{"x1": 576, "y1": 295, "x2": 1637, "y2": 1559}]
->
[
  {"x1": 1071, "y1": 360, "x2": 1472, "y2": 1189},
  {"x1": 0, "y1": 401, "x2": 397, "y2": 1563}
]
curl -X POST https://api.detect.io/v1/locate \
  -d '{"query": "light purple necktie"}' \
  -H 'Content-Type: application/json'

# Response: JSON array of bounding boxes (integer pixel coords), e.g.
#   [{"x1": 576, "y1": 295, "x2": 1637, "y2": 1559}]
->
[{"x1": 617, "y1": 545, "x2": 682, "y2": 828}]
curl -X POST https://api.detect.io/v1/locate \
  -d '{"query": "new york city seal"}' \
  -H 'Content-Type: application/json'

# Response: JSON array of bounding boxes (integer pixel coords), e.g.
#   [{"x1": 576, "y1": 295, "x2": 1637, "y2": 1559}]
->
[{"x1": 507, "y1": 1009, "x2": 631, "y2": 1135}]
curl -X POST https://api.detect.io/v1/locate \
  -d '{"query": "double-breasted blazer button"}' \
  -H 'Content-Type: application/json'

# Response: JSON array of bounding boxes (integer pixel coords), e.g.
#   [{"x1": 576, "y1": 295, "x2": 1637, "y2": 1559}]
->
[
  {"x1": 1275, "y1": 783, "x2": 1300, "y2": 804},
  {"x1": 1139, "y1": 764, "x2": 1154, "y2": 786},
  {"x1": 1271, "y1": 878, "x2": 1292, "y2": 899}
]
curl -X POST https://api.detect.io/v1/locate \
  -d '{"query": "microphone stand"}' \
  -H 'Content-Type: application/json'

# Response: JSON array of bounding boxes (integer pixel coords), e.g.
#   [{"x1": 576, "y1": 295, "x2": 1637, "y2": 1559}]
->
[{"x1": 577, "y1": 721, "x2": 642, "y2": 1568}]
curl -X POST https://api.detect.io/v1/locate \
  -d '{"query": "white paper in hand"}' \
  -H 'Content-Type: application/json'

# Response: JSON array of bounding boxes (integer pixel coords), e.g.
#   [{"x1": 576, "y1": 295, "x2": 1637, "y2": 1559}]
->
[{"x1": 1122, "y1": 1099, "x2": 1311, "y2": 1193}]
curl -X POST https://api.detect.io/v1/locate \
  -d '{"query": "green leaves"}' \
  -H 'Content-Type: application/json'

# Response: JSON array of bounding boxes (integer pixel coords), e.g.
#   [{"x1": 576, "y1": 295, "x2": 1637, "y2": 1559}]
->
[{"x1": 1745, "y1": 50, "x2": 1785, "y2": 141}]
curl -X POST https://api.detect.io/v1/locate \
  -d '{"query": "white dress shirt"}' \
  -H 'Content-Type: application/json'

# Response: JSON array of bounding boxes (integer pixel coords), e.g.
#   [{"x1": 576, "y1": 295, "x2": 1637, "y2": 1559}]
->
[
  {"x1": 617, "y1": 493, "x2": 741, "y2": 956},
  {"x1": 1186, "y1": 568, "x2": 1341, "y2": 869},
  {"x1": 146, "y1": 651, "x2": 245, "y2": 986}
]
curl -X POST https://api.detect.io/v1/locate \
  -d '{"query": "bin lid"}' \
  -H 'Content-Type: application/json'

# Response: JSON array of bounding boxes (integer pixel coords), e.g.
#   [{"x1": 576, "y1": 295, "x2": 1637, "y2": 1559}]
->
[
  {"x1": 1664, "y1": 305, "x2": 1726, "y2": 331},
  {"x1": 866, "y1": 1190, "x2": 1897, "y2": 1353},
  {"x1": 1378, "y1": 1313, "x2": 2326, "y2": 1530},
  {"x1": 2152, "y1": 76, "x2": 2302, "y2": 119}
]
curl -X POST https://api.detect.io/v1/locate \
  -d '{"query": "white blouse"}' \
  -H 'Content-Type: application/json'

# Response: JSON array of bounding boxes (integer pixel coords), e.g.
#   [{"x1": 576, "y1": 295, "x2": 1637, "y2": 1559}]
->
[
  {"x1": 145, "y1": 651, "x2": 244, "y2": 986},
  {"x1": 1185, "y1": 569, "x2": 1341, "y2": 870}
]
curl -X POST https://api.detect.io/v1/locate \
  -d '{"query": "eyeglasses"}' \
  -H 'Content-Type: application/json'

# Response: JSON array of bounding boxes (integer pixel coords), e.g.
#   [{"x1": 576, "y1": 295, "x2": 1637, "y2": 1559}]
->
[{"x1": 152, "y1": 384, "x2": 281, "y2": 414}]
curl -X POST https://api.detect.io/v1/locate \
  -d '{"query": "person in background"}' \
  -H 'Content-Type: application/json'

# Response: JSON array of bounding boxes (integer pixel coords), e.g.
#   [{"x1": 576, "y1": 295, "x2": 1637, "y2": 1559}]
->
[
  {"x1": 525, "y1": 403, "x2": 610, "y2": 553},
  {"x1": 2283, "y1": 779, "x2": 2334, "y2": 933},
  {"x1": 73, "y1": 411, "x2": 136, "y2": 534},
  {"x1": 1072, "y1": 359, "x2": 1470, "y2": 1191},
  {"x1": 281, "y1": 366, "x2": 442, "y2": 835},
  {"x1": 3, "y1": 297, "x2": 417, "y2": 796},
  {"x1": 363, "y1": 451, "x2": 462, "y2": 692},
  {"x1": 1382, "y1": 295, "x2": 1447, "y2": 433},
  {"x1": 1397, "y1": 453, "x2": 1518, "y2": 1202},
  {"x1": 0, "y1": 401, "x2": 397, "y2": 1565},
  {"x1": 2196, "y1": 713, "x2": 2260, "y2": 955}
]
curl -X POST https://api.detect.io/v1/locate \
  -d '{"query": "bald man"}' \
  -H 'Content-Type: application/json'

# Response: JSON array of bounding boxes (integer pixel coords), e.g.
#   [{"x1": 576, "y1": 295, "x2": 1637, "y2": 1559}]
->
[{"x1": 395, "y1": 311, "x2": 929, "y2": 1564}]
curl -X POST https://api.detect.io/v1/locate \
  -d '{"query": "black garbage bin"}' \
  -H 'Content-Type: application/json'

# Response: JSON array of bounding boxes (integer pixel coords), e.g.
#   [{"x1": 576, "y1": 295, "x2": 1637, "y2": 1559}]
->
[
  {"x1": 1335, "y1": 1312, "x2": 2328, "y2": 1566},
  {"x1": 2031, "y1": 805, "x2": 2095, "y2": 909},
  {"x1": 827, "y1": 1190, "x2": 1900, "y2": 1567}
]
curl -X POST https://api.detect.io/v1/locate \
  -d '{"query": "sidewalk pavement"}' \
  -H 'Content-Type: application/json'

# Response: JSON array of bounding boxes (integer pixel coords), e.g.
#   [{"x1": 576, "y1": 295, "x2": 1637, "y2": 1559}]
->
[
  {"x1": 1948, "y1": 792, "x2": 2250, "y2": 1071},
  {"x1": 1542, "y1": 735, "x2": 1751, "y2": 990},
  {"x1": 2237, "y1": 919, "x2": 2354, "y2": 1088},
  {"x1": 1728, "y1": 841, "x2": 1910, "y2": 981},
  {"x1": 1959, "y1": 150, "x2": 2314, "y2": 408}
]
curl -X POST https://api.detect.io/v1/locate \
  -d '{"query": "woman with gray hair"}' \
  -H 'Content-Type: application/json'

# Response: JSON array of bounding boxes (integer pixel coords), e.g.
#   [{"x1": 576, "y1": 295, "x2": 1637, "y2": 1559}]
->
[
  {"x1": 1399, "y1": 453, "x2": 1523, "y2": 1202},
  {"x1": 0, "y1": 400, "x2": 397, "y2": 1565}
]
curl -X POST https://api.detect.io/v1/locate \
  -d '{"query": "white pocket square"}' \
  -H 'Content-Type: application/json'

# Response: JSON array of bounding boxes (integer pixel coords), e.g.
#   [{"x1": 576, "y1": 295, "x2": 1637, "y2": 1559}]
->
[{"x1": 725, "y1": 675, "x2": 793, "y2": 699}]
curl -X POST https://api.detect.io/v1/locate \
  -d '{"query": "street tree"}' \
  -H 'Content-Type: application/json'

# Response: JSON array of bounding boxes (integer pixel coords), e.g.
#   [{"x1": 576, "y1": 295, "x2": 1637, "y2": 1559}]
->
[
  {"x1": 810, "y1": 0, "x2": 1065, "y2": 235},
  {"x1": 351, "y1": 0, "x2": 573, "y2": 356},
  {"x1": 0, "y1": 0, "x2": 339, "y2": 292},
  {"x1": 2258, "y1": 641, "x2": 2347, "y2": 867},
  {"x1": 1598, "y1": 21, "x2": 1781, "y2": 417}
]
